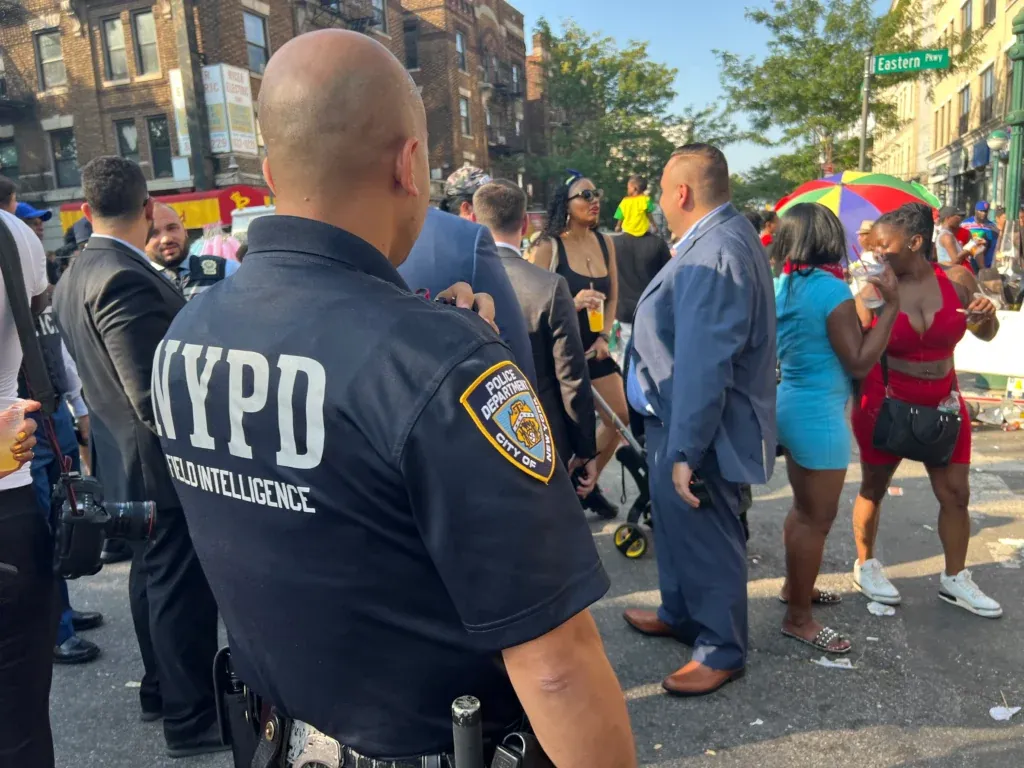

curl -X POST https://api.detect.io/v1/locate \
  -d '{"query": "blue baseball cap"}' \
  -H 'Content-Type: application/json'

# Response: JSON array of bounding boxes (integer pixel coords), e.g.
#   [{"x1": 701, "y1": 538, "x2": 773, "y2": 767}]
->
[
  {"x1": 14, "y1": 201, "x2": 52, "y2": 222},
  {"x1": 976, "y1": 200, "x2": 990, "y2": 212}
]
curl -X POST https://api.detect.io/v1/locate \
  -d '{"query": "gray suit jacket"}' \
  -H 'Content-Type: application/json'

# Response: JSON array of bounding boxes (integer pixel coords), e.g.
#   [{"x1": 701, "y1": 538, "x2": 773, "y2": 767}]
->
[
  {"x1": 630, "y1": 203, "x2": 777, "y2": 484},
  {"x1": 53, "y1": 237, "x2": 186, "y2": 510},
  {"x1": 496, "y1": 244, "x2": 597, "y2": 463}
]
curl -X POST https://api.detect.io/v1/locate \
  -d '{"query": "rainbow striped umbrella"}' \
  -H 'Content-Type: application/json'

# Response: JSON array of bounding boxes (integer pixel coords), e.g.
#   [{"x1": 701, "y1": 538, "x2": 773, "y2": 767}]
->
[{"x1": 776, "y1": 171, "x2": 937, "y2": 260}]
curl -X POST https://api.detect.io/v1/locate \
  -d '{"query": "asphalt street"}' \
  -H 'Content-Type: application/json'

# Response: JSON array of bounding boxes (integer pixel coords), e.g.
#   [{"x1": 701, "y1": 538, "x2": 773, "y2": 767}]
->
[{"x1": 52, "y1": 425, "x2": 1024, "y2": 768}]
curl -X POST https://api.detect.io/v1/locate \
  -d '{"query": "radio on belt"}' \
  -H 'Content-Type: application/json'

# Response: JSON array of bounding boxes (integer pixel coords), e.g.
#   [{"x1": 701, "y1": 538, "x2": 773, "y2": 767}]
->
[{"x1": 450, "y1": 696, "x2": 554, "y2": 768}]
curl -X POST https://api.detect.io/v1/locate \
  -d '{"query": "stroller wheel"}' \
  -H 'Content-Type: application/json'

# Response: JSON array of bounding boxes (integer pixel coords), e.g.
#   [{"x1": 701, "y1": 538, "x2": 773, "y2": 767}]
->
[{"x1": 613, "y1": 524, "x2": 648, "y2": 559}]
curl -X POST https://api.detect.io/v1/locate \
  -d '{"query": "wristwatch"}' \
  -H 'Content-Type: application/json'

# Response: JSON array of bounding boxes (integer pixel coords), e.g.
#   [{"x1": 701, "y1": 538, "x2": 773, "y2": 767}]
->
[{"x1": 598, "y1": 331, "x2": 610, "y2": 342}]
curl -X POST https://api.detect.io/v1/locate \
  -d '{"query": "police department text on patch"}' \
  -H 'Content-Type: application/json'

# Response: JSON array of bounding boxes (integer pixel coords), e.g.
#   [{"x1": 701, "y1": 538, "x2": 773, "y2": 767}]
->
[{"x1": 460, "y1": 361, "x2": 555, "y2": 483}]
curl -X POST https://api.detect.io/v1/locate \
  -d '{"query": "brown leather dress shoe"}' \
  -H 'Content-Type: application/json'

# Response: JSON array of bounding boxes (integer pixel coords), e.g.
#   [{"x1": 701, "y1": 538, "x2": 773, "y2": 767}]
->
[
  {"x1": 662, "y1": 660, "x2": 745, "y2": 698},
  {"x1": 623, "y1": 609, "x2": 675, "y2": 637}
]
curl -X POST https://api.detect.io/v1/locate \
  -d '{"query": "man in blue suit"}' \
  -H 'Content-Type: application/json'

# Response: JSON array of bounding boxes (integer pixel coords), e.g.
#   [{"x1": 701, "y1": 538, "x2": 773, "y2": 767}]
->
[
  {"x1": 622, "y1": 144, "x2": 776, "y2": 697},
  {"x1": 399, "y1": 166, "x2": 535, "y2": 384}
]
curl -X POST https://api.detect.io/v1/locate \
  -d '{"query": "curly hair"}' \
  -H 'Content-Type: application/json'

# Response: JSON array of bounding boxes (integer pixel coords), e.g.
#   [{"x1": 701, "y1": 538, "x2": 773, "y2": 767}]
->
[
  {"x1": 542, "y1": 179, "x2": 574, "y2": 240},
  {"x1": 874, "y1": 202, "x2": 934, "y2": 256},
  {"x1": 81, "y1": 156, "x2": 148, "y2": 221}
]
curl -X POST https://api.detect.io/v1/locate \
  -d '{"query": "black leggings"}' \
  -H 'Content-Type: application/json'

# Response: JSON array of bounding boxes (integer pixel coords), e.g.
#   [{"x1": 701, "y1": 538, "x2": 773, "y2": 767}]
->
[{"x1": 0, "y1": 485, "x2": 57, "y2": 768}]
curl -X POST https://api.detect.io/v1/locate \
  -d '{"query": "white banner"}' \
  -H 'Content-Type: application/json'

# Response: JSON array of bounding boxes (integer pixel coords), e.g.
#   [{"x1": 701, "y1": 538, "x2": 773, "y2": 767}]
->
[
  {"x1": 221, "y1": 64, "x2": 258, "y2": 156},
  {"x1": 168, "y1": 69, "x2": 191, "y2": 156},
  {"x1": 202, "y1": 64, "x2": 230, "y2": 155}
]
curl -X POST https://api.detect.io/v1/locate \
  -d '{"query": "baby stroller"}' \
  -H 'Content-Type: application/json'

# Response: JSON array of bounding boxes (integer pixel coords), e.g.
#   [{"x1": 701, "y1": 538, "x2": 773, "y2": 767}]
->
[
  {"x1": 591, "y1": 389, "x2": 652, "y2": 559},
  {"x1": 591, "y1": 390, "x2": 752, "y2": 560}
]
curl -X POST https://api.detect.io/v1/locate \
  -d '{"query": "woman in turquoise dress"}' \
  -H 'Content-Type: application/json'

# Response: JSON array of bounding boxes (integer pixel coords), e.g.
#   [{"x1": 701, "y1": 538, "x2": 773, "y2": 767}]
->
[{"x1": 775, "y1": 204, "x2": 898, "y2": 654}]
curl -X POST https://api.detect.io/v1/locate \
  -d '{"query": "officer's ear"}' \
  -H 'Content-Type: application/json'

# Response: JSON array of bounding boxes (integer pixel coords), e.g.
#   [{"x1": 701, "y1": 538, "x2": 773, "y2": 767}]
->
[
  {"x1": 262, "y1": 156, "x2": 277, "y2": 196},
  {"x1": 81, "y1": 202, "x2": 93, "y2": 224}
]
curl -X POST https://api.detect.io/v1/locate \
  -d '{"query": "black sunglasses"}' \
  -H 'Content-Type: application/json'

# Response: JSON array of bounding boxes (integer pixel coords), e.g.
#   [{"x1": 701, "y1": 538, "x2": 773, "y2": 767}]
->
[{"x1": 569, "y1": 188, "x2": 603, "y2": 203}]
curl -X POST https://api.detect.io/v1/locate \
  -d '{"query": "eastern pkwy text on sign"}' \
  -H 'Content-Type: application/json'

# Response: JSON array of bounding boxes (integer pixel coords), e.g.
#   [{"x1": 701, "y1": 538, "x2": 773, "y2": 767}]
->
[{"x1": 872, "y1": 49, "x2": 950, "y2": 75}]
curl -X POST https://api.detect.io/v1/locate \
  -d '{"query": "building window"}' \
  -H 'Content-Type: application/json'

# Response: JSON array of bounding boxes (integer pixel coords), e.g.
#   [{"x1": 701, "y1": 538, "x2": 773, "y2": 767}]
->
[
  {"x1": 456, "y1": 30, "x2": 467, "y2": 71},
  {"x1": 984, "y1": 0, "x2": 996, "y2": 25},
  {"x1": 133, "y1": 10, "x2": 159, "y2": 75},
  {"x1": 459, "y1": 96, "x2": 471, "y2": 135},
  {"x1": 244, "y1": 12, "x2": 269, "y2": 75},
  {"x1": 115, "y1": 119, "x2": 140, "y2": 164},
  {"x1": 34, "y1": 31, "x2": 66, "y2": 90},
  {"x1": 962, "y1": 0, "x2": 972, "y2": 34},
  {"x1": 515, "y1": 117, "x2": 522, "y2": 137},
  {"x1": 404, "y1": 16, "x2": 418, "y2": 69},
  {"x1": 511, "y1": 64, "x2": 520, "y2": 94},
  {"x1": 50, "y1": 129, "x2": 80, "y2": 188},
  {"x1": 0, "y1": 139, "x2": 18, "y2": 180},
  {"x1": 102, "y1": 17, "x2": 129, "y2": 81},
  {"x1": 981, "y1": 65, "x2": 995, "y2": 122},
  {"x1": 371, "y1": 0, "x2": 387, "y2": 33},
  {"x1": 147, "y1": 116, "x2": 172, "y2": 178},
  {"x1": 959, "y1": 85, "x2": 970, "y2": 136}
]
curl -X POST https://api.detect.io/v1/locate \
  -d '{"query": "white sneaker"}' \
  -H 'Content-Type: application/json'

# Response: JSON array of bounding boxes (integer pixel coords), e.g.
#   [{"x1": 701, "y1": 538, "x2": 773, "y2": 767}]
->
[
  {"x1": 853, "y1": 558, "x2": 902, "y2": 605},
  {"x1": 939, "y1": 569, "x2": 1003, "y2": 618}
]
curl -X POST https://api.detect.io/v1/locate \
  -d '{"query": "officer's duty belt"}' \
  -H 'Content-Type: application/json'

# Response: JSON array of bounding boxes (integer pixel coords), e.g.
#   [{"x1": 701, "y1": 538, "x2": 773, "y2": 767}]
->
[{"x1": 253, "y1": 711, "x2": 454, "y2": 768}]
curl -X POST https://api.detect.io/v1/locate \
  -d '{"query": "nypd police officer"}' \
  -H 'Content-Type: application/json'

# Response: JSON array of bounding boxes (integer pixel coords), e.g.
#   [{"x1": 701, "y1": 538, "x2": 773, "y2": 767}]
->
[
  {"x1": 154, "y1": 29, "x2": 635, "y2": 767},
  {"x1": 145, "y1": 202, "x2": 239, "y2": 301}
]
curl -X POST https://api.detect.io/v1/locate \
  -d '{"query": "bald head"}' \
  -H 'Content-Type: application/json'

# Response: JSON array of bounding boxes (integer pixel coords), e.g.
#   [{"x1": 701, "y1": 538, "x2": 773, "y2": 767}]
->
[
  {"x1": 259, "y1": 30, "x2": 424, "y2": 196},
  {"x1": 146, "y1": 201, "x2": 189, "y2": 267},
  {"x1": 257, "y1": 29, "x2": 430, "y2": 266}
]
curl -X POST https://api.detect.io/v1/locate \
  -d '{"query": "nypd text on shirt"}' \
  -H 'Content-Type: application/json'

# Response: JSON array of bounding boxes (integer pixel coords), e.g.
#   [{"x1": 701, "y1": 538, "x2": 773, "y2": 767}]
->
[{"x1": 152, "y1": 340, "x2": 326, "y2": 513}]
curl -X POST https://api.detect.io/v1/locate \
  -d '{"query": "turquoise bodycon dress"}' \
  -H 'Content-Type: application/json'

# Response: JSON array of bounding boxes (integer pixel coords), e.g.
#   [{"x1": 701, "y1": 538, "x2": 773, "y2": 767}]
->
[{"x1": 776, "y1": 270, "x2": 855, "y2": 471}]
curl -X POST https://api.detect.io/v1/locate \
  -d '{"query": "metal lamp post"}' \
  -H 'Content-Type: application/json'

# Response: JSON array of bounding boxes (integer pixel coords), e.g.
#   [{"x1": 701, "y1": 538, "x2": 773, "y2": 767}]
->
[
  {"x1": 988, "y1": 130, "x2": 1009, "y2": 206},
  {"x1": 1002, "y1": 11, "x2": 1024, "y2": 214}
]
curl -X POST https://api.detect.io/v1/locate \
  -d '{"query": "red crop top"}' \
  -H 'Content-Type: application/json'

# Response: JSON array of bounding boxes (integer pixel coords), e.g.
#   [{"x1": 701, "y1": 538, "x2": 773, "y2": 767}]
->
[{"x1": 876, "y1": 263, "x2": 967, "y2": 363}]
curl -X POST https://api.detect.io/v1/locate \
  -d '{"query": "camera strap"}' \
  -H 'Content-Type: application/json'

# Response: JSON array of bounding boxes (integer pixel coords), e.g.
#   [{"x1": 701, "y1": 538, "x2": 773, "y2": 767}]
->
[{"x1": 0, "y1": 214, "x2": 71, "y2": 476}]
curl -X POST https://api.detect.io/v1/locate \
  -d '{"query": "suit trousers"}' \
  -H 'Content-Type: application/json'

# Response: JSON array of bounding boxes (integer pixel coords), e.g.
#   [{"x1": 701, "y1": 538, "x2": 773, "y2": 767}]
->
[
  {"x1": 0, "y1": 486, "x2": 57, "y2": 768},
  {"x1": 128, "y1": 504, "x2": 219, "y2": 745},
  {"x1": 646, "y1": 420, "x2": 748, "y2": 671}
]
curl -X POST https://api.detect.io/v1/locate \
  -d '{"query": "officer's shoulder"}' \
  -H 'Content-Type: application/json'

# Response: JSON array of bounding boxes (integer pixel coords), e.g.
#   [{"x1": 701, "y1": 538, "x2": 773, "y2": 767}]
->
[{"x1": 392, "y1": 291, "x2": 507, "y2": 363}]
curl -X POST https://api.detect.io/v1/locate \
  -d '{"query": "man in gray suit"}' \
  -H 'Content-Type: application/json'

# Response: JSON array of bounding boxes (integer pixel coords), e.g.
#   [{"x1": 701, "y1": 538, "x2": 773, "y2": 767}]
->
[
  {"x1": 621, "y1": 144, "x2": 776, "y2": 697},
  {"x1": 472, "y1": 180, "x2": 598, "y2": 494}
]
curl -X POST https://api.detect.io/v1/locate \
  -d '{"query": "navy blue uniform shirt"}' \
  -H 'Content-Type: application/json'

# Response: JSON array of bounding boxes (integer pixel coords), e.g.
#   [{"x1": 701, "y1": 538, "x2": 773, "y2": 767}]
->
[{"x1": 154, "y1": 215, "x2": 609, "y2": 758}]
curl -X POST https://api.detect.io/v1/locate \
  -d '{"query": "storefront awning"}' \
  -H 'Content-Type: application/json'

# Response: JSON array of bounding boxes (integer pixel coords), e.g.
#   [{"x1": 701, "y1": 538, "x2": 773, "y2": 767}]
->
[{"x1": 59, "y1": 185, "x2": 274, "y2": 233}]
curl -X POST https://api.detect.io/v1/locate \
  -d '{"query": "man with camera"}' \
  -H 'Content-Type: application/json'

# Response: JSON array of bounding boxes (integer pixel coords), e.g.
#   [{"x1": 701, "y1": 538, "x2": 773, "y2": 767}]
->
[
  {"x1": 52, "y1": 157, "x2": 225, "y2": 758},
  {"x1": 0, "y1": 202, "x2": 55, "y2": 765}
]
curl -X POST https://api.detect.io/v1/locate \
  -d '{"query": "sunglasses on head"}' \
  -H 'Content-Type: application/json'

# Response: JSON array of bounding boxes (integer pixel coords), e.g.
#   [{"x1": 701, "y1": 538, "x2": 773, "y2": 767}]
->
[{"x1": 569, "y1": 188, "x2": 603, "y2": 202}]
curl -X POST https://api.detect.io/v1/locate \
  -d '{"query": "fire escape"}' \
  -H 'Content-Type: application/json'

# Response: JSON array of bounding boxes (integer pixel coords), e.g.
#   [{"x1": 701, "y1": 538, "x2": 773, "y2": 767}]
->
[
  {"x1": 481, "y1": 57, "x2": 524, "y2": 158},
  {"x1": 298, "y1": 0, "x2": 379, "y2": 34},
  {"x1": 0, "y1": 0, "x2": 35, "y2": 120}
]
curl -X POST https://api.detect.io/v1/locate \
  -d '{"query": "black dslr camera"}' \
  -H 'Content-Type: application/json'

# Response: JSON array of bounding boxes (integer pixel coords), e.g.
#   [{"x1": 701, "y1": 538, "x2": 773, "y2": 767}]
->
[{"x1": 52, "y1": 472, "x2": 156, "y2": 579}]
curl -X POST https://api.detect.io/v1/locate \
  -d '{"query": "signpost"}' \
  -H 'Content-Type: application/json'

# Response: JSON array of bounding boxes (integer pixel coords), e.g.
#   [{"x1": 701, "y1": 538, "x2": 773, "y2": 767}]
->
[{"x1": 858, "y1": 48, "x2": 950, "y2": 171}]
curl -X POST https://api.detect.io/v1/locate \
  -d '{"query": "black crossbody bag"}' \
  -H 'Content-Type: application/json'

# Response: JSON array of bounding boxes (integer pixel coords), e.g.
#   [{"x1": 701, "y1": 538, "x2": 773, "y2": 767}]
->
[{"x1": 871, "y1": 355, "x2": 961, "y2": 466}]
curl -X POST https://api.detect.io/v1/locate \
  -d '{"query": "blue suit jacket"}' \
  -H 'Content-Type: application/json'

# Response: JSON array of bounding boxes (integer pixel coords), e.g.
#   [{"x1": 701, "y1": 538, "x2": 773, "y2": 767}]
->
[
  {"x1": 400, "y1": 207, "x2": 536, "y2": 385},
  {"x1": 630, "y1": 203, "x2": 777, "y2": 485}
]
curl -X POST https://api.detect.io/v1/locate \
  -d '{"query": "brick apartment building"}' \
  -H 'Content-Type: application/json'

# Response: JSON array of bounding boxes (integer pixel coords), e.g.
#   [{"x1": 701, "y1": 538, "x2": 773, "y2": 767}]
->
[
  {"x1": 0, "y1": 0, "x2": 404, "y2": 246},
  {"x1": 401, "y1": 0, "x2": 529, "y2": 194},
  {"x1": 0, "y1": 0, "x2": 540, "y2": 247}
]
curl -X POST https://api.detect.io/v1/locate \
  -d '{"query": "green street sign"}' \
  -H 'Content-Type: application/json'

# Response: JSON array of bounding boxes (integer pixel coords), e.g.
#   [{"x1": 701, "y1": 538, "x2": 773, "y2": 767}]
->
[{"x1": 872, "y1": 49, "x2": 950, "y2": 75}]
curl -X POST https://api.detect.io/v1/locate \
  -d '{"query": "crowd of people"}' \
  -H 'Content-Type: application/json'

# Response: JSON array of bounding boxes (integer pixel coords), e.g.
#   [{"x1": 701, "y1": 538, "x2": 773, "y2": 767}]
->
[{"x1": 0, "y1": 27, "x2": 1009, "y2": 768}]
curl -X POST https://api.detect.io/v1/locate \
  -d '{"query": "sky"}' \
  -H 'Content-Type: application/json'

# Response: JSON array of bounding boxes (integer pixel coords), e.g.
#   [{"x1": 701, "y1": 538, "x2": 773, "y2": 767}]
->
[{"x1": 511, "y1": 0, "x2": 892, "y2": 175}]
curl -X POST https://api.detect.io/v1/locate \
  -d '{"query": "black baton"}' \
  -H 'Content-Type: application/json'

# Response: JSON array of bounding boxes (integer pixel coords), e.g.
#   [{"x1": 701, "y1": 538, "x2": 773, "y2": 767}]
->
[{"x1": 452, "y1": 696, "x2": 485, "y2": 768}]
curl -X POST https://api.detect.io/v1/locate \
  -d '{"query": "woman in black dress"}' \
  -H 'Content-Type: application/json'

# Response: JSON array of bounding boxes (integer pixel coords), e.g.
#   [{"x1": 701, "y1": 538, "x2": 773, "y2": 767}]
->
[{"x1": 529, "y1": 174, "x2": 629, "y2": 517}]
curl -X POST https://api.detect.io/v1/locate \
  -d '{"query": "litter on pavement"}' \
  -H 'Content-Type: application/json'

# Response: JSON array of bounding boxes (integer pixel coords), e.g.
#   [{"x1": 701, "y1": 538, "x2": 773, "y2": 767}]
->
[
  {"x1": 867, "y1": 601, "x2": 897, "y2": 616},
  {"x1": 812, "y1": 657, "x2": 855, "y2": 669},
  {"x1": 866, "y1": 636, "x2": 880, "y2": 642},
  {"x1": 989, "y1": 706, "x2": 1021, "y2": 721},
  {"x1": 923, "y1": 524, "x2": 935, "y2": 531},
  {"x1": 124, "y1": 681, "x2": 141, "y2": 688},
  {"x1": 750, "y1": 719, "x2": 764, "y2": 726},
  {"x1": 887, "y1": 486, "x2": 904, "y2": 496}
]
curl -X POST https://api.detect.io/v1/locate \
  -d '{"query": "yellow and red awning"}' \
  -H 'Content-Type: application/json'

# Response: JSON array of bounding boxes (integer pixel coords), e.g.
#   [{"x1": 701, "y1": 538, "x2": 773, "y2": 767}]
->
[{"x1": 60, "y1": 185, "x2": 273, "y2": 233}]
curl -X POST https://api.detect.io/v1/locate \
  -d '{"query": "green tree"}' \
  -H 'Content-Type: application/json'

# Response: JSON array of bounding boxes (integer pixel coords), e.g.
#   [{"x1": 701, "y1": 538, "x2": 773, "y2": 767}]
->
[
  {"x1": 716, "y1": 0, "x2": 981, "y2": 171},
  {"x1": 732, "y1": 137, "x2": 863, "y2": 209},
  {"x1": 529, "y1": 19, "x2": 742, "y2": 222}
]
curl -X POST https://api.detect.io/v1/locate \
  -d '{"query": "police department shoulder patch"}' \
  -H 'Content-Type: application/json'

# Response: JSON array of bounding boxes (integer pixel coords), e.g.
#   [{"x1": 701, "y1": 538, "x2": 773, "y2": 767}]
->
[
  {"x1": 460, "y1": 361, "x2": 556, "y2": 483},
  {"x1": 200, "y1": 258, "x2": 219, "y2": 276}
]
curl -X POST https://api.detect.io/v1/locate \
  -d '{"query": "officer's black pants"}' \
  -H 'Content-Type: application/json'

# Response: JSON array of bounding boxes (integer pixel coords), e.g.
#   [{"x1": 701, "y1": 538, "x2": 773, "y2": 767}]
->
[
  {"x1": 128, "y1": 504, "x2": 220, "y2": 746},
  {"x1": 0, "y1": 486, "x2": 57, "y2": 768}
]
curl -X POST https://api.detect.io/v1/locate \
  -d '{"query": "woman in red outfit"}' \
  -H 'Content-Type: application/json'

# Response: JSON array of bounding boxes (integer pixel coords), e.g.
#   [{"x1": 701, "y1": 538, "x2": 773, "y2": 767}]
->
[{"x1": 851, "y1": 203, "x2": 1003, "y2": 619}]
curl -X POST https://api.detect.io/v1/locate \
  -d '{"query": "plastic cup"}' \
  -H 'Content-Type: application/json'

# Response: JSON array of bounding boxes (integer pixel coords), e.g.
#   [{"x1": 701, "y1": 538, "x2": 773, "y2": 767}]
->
[
  {"x1": 849, "y1": 260, "x2": 885, "y2": 309},
  {"x1": 587, "y1": 298, "x2": 604, "y2": 333},
  {"x1": 0, "y1": 398, "x2": 27, "y2": 474}
]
